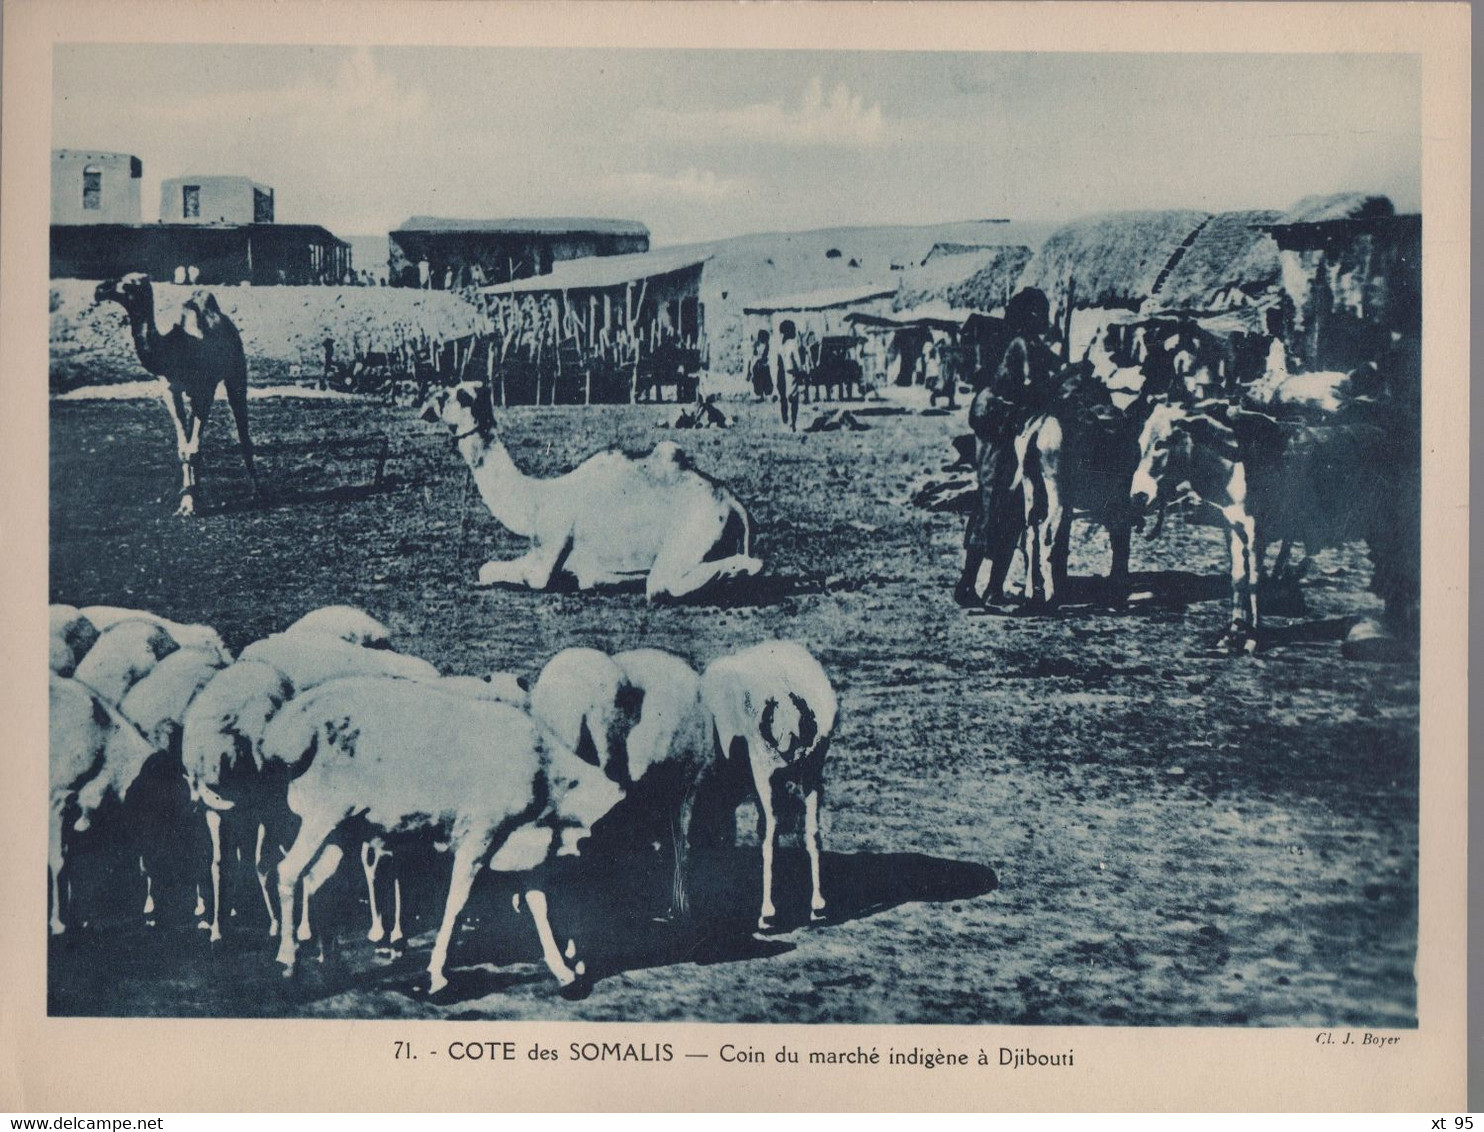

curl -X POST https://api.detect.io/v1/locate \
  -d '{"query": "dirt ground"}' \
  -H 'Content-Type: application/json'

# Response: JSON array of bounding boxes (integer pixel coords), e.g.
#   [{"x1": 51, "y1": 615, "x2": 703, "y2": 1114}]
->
[{"x1": 48, "y1": 393, "x2": 1418, "y2": 1026}]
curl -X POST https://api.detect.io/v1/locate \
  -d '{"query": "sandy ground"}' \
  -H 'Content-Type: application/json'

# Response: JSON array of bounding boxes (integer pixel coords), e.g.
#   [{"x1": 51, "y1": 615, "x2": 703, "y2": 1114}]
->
[{"x1": 48, "y1": 395, "x2": 1417, "y2": 1025}]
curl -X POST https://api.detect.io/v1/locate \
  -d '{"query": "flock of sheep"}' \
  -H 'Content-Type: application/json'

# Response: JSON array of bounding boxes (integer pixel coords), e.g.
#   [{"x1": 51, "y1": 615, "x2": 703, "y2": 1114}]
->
[{"x1": 49, "y1": 602, "x2": 836, "y2": 997}]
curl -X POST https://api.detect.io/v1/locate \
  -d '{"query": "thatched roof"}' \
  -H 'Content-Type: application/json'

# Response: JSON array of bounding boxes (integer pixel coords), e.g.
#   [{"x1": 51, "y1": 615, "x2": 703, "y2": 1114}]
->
[
  {"x1": 1018, "y1": 210, "x2": 1210, "y2": 310},
  {"x1": 1146, "y1": 210, "x2": 1282, "y2": 311},
  {"x1": 894, "y1": 245, "x2": 1034, "y2": 312},
  {"x1": 1274, "y1": 193, "x2": 1394, "y2": 225}
]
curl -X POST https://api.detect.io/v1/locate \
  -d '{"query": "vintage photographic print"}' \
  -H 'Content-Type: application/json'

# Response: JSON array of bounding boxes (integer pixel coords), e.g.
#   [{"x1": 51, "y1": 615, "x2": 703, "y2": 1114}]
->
[{"x1": 3, "y1": 0, "x2": 1469, "y2": 1113}]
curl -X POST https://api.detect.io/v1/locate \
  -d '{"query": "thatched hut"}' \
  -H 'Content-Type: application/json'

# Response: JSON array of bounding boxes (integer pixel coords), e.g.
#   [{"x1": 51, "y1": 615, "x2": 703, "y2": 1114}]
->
[
  {"x1": 893, "y1": 245, "x2": 1034, "y2": 313},
  {"x1": 1145, "y1": 210, "x2": 1283, "y2": 313},
  {"x1": 1260, "y1": 193, "x2": 1420, "y2": 373},
  {"x1": 1019, "y1": 210, "x2": 1211, "y2": 316}
]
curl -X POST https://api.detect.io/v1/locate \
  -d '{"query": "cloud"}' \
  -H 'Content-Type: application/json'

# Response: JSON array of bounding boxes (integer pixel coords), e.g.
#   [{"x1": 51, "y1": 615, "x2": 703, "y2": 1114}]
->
[
  {"x1": 653, "y1": 77, "x2": 886, "y2": 149},
  {"x1": 605, "y1": 167, "x2": 747, "y2": 201},
  {"x1": 128, "y1": 48, "x2": 427, "y2": 140}
]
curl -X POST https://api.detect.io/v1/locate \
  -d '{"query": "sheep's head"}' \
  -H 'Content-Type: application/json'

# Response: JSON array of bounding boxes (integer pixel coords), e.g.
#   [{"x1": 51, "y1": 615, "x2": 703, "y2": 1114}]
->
[{"x1": 420, "y1": 381, "x2": 494, "y2": 439}]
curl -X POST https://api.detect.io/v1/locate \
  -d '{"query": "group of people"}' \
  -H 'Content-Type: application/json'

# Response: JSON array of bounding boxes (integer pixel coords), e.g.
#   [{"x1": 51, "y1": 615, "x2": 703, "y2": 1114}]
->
[{"x1": 749, "y1": 320, "x2": 810, "y2": 430}]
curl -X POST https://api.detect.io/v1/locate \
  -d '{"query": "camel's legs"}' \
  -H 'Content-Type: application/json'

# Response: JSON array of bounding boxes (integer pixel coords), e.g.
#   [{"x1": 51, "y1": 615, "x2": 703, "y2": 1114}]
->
[
  {"x1": 646, "y1": 512, "x2": 762, "y2": 601},
  {"x1": 476, "y1": 536, "x2": 571, "y2": 590},
  {"x1": 224, "y1": 368, "x2": 260, "y2": 495}
]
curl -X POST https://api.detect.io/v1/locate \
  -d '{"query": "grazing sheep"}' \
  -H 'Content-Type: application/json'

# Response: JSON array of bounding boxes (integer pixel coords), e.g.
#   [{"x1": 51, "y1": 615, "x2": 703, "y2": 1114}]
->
[
  {"x1": 700, "y1": 641, "x2": 837, "y2": 933},
  {"x1": 78, "y1": 606, "x2": 231, "y2": 664},
  {"x1": 49, "y1": 675, "x2": 155, "y2": 935},
  {"x1": 262, "y1": 677, "x2": 624, "y2": 994},
  {"x1": 117, "y1": 647, "x2": 228, "y2": 752},
  {"x1": 72, "y1": 620, "x2": 181, "y2": 705},
  {"x1": 530, "y1": 648, "x2": 716, "y2": 920},
  {"x1": 358, "y1": 671, "x2": 532, "y2": 952},
  {"x1": 610, "y1": 649, "x2": 715, "y2": 920},
  {"x1": 284, "y1": 605, "x2": 394, "y2": 649},
  {"x1": 50, "y1": 605, "x2": 100, "y2": 677},
  {"x1": 180, "y1": 659, "x2": 297, "y2": 941},
  {"x1": 85, "y1": 648, "x2": 229, "y2": 922},
  {"x1": 529, "y1": 648, "x2": 643, "y2": 777},
  {"x1": 239, "y1": 632, "x2": 438, "y2": 687},
  {"x1": 182, "y1": 637, "x2": 439, "y2": 941}
]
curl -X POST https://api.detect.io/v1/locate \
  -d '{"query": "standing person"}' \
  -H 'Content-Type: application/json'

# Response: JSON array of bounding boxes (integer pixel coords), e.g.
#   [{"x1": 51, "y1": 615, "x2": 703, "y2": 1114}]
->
[
  {"x1": 955, "y1": 287, "x2": 1058, "y2": 607},
  {"x1": 417, "y1": 257, "x2": 431, "y2": 290},
  {"x1": 749, "y1": 329, "x2": 773, "y2": 400},
  {"x1": 776, "y1": 320, "x2": 806, "y2": 431}
]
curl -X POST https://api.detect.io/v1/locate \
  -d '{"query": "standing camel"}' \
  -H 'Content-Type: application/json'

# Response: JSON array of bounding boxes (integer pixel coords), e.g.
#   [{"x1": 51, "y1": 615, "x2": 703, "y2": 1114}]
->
[
  {"x1": 94, "y1": 274, "x2": 259, "y2": 515},
  {"x1": 421, "y1": 381, "x2": 762, "y2": 601}
]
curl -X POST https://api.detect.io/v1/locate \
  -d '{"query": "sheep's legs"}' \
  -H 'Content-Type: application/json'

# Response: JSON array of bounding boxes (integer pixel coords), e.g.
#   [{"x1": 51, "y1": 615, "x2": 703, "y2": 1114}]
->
[
  {"x1": 389, "y1": 876, "x2": 404, "y2": 947},
  {"x1": 255, "y1": 820, "x2": 282, "y2": 936},
  {"x1": 525, "y1": 888, "x2": 582, "y2": 987},
  {"x1": 275, "y1": 813, "x2": 340, "y2": 974},
  {"x1": 663, "y1": 791, "x2": 697, "y2": 922},
  {"x1": 204, "y1": 809, "x2": 225, "y2": 941},
  {"x1": 362, "y1": 841, "x2": 387, "y2": 942},
  {"x1": 750, "y1": 765, "x2": 781, "y2": 934},
  {"x1": 48, "y1": 806, "x2": 67, "y2": 936},
  {"x1": 297, "y1": 844, "x2": 344, "y2": 944},
  {"x1": 427, "y1": 830, "x2": 495, "y2": 995},
  {"x1": 804, "y1": 788, "x2": 827, "y2": 923}
]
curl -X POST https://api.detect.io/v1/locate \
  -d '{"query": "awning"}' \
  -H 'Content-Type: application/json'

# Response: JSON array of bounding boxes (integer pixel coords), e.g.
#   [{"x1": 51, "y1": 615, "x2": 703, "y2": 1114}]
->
[
  {"x1": 741, "y1": 284, "x2": 897, "y2": 315},
  {"x1": 479, "y1": 249, "x2": 709, "y2": 296}
]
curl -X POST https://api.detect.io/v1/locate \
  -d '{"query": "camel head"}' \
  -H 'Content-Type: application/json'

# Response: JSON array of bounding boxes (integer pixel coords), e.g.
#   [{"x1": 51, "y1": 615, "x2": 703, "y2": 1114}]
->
[
  {"x1": 93, "y1": 273, "x2": 154, "y2": 313},
  {"x1": 420, "y1": 381, "x2": 495, "y2": 439}
]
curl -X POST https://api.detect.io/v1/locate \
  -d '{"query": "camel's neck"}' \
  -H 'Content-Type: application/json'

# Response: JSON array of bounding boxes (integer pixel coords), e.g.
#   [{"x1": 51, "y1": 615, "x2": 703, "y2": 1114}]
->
[
  {"x1": 457, "y1": 430, "x2": 543, "y2": 536},
  {"x1": 123, "y1": 292, "x2": 168, "y2": 376}
]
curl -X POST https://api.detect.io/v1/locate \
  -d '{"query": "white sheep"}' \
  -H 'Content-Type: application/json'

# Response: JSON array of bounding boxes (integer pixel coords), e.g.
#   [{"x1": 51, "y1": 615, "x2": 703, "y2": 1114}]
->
[
  {"x1": 529, "y1": 648, "x2": 642, "y2": 777},
  {"x1": 181, "y1": 659, "x2": 298, "y2": 940},
  {"x1": 532, "y1": 648, "x2": 715, "y2": 921},
  {"x1": 700, "y1": 641, "x2": 837, "y2": 933},
  {"x1": 182, "y1": 636, "x2": 439, "y2": 941},
  {"x1": 238, "y1": 631, "x2": 438, "y2": 687},
  {"x1": 108, "y1": 647, "x2": 229, "y2": 919},
  {"x1": 50, "y1": 605, "x2": 100, "y2": 677},
  {"x1": 78, "y1": 606, "x2": 232, "y2": 664},
  {"x1": 262, "y1": 676, "x2": 624, "y2": 994},
  {"x1": 72, "y1": 619, "x2": 181, "y2": 706},
  {"x1": 49, "y1": 674, "x2": 155, "y2": 935},
  {"x1": 284, "y1": 605, "x2": 394, "y2": 649},
  {"x1": 117, "y1": 647, "x2": 228, "y2": 753},
  {"x1": 358, "y1": 670, "x2": 532, "y2": 952}
]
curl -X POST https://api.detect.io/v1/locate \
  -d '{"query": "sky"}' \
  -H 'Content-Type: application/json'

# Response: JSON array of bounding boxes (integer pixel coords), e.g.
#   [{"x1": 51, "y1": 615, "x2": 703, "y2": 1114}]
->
[{"x1": 52, "y1": 45, "x2": 1421, "y2": 246}]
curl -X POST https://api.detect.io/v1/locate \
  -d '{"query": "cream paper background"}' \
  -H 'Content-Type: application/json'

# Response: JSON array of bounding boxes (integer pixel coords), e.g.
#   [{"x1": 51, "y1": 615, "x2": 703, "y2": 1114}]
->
[{"x1": 0, "y1": 0, "x2": 1469, "y2": 1112}]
